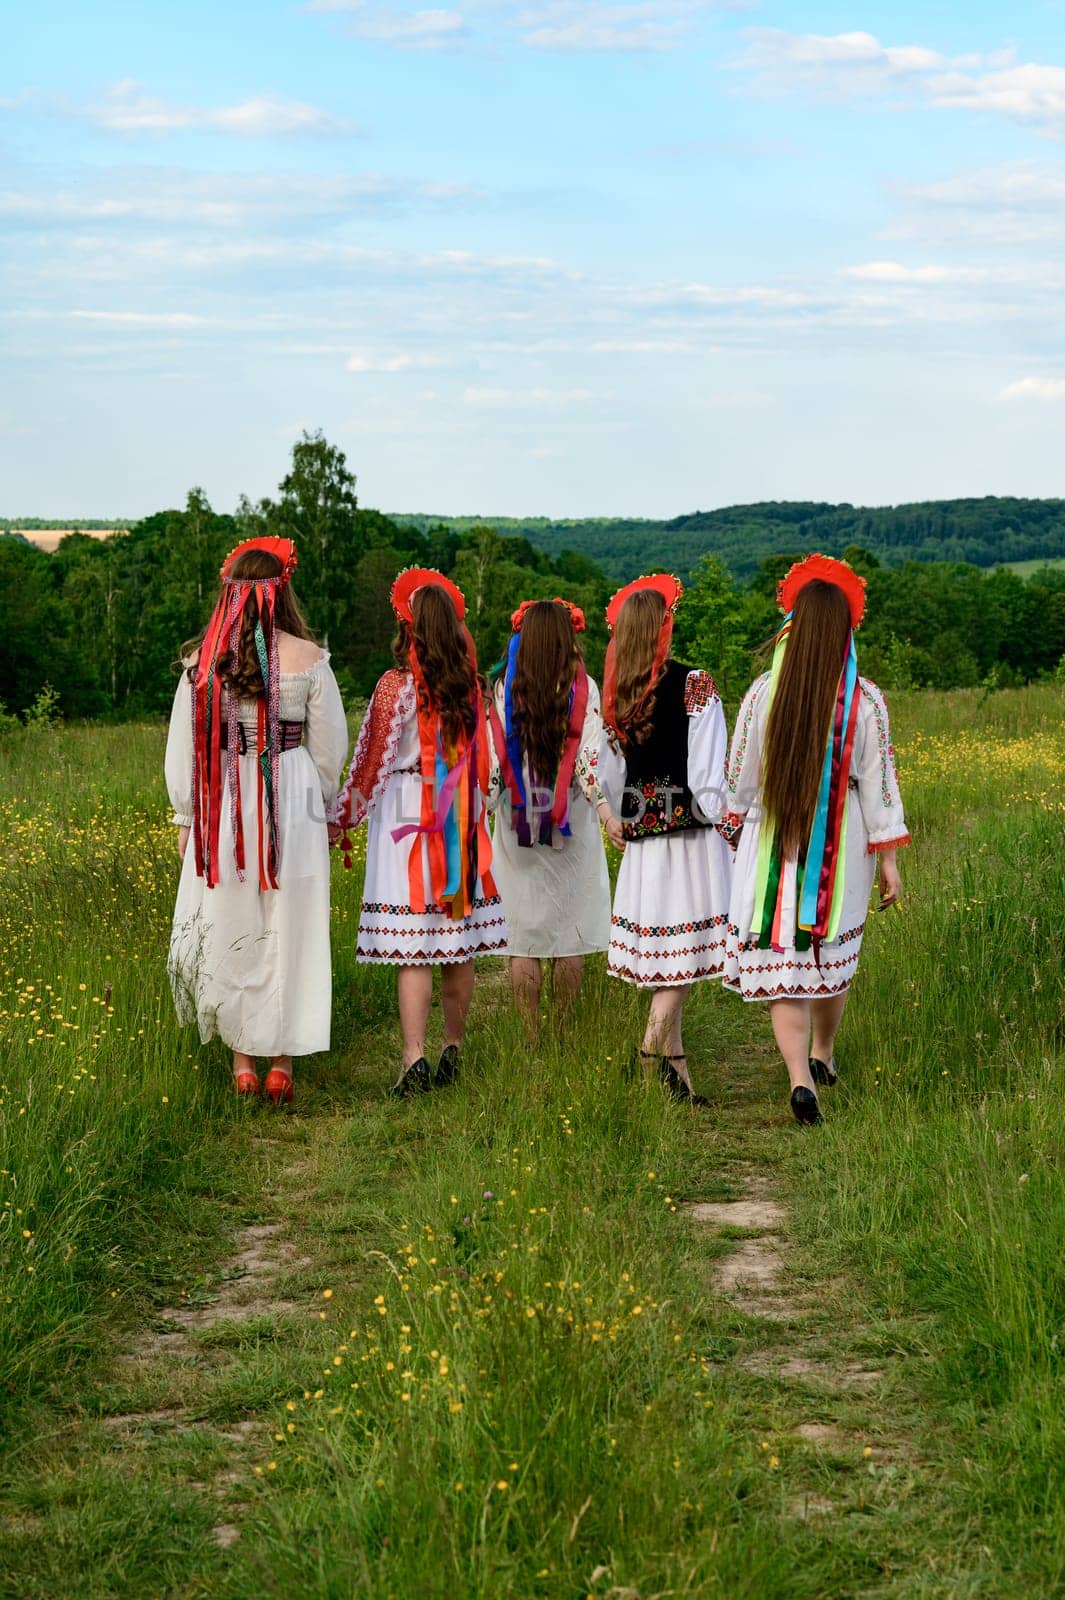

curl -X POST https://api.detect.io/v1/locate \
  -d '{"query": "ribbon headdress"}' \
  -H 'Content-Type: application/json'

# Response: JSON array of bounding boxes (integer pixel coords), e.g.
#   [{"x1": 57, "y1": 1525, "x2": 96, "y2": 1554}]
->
[
  {"x1": 489, "y1": 597, "x2": 589, "y2": 847},
  {"x1": 192, "y1": 536, "x2": 298, "y2": 892},
  {"x1": 602, "y1": 573, "x2": 684, "y2": 746},
  {"x1": 388, "y1": 568, "x2": 495, "y2": 919},
  {"x1": 752, "y1": 553, "x2": 868, "y2": 964}
]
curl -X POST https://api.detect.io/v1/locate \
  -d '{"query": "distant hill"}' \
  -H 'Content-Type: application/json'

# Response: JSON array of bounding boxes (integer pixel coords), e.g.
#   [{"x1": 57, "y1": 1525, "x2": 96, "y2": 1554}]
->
[{"x1": 394, "y1": 497, "x2": 1065, "y2": 581}]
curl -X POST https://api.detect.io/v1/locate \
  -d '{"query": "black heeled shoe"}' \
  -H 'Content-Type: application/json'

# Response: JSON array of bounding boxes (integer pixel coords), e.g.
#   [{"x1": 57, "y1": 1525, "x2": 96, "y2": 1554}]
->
[
  {"x1": 434, "y1": 1044, "x2": 460, "y2": 1089},
  {"x1": 389, "y1": 1057, "x2": 432, "y2": 1099},
  {"x1": 661, "y1": 1056, "x2": 710, "y2": 1109},
  {"x1": 790, "y1": 1085, "x2": 823, "y2": 1126},
  {"x1": 809, "y1": 1056, "x2": 838, "y2": 1088}
]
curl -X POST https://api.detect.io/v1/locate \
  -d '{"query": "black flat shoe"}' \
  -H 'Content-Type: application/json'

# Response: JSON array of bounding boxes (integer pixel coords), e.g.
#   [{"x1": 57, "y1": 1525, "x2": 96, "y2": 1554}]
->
[
  {"x1": 389, "y1": 1057, "x2": 432, "y2": 1099},
  {"x1": 434, "y1": 1044, "x2": 460, "y2": 1089},
  {"x1": 809, "y1": 1056, "x2": 838, "y2": 1088},
  {"x1": 661, "y1": 1056, "x2": 710, "y2": 1109},
  {"x1": 790, "y1": 1086, "x2": 823, "y2": 1126}
]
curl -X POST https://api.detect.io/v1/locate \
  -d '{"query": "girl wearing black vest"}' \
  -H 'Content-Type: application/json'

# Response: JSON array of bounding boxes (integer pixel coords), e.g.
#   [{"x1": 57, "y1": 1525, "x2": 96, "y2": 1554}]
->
[{"x1": 597, "y1": 575, "x2": 733, "y2": 1104}]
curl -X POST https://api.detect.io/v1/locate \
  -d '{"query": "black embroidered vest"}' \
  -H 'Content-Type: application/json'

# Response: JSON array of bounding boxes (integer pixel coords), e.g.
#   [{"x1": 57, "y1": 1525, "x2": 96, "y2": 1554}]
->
[{"x1": 619, "y1": 659, "x2": 704, "y2": 841}]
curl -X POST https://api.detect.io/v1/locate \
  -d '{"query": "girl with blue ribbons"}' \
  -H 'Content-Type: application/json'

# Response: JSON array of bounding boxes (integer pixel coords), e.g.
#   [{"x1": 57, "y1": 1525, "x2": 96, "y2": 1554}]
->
[
  {"x1": 721, "y1": 555, "x2": 910, "y2": 1124},
  {"x1": 488, "y1": 598, "x2": 613, "y2": 1032}
]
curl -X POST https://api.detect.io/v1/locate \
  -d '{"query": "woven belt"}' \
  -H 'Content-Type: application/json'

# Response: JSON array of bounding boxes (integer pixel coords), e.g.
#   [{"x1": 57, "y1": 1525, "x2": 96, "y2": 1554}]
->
[
  {"x1": 394, "y1": 765, "x2": 421, "y2": 777},
  {"x1": 221, "y1": 720, "x2": 304, "y2": 754}
]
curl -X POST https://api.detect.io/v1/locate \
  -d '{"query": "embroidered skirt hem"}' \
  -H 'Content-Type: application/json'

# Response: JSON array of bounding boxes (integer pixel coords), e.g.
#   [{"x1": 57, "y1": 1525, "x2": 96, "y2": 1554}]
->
[
  {"x1": 606, "y1": 828, "x2": 733, "y2": 989},
  {"x1": 722, "y1": 921, "x2": 865, "y2": 1001},
  {"x1": 357, "y1": 895, "x2": 508, "y2": 965}
]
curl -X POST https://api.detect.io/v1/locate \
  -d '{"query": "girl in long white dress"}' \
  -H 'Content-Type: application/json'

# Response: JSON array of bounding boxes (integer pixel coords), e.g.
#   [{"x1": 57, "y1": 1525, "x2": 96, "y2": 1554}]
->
[
  {"x1": 487, "y1": 597, "x2": 612, "y2": 1030},
  {"x1": 332, "y1": 569, "x2": 505, "y2": 1096},
  {"x1": 596, "y1": 574, "x2": 733, "y2": 1105},
  {"x1": 166, "y1": 537, "x2": 349, "y2": 1104},
  {"x1": 721, "y1": 554, "x2": 910, "y2": 1125}
]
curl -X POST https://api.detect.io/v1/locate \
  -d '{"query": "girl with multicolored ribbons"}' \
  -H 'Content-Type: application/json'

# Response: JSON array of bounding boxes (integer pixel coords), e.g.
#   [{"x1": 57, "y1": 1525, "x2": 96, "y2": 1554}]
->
[
  {"x1": 165, "y1": 539, "x2": 349, "y2": 1104},
  {"x1": 488, "y1": 597, "x2": 613, "y2": 1030},
  {"x1": 597, "y1": 575, "x2": 733, "y2": 1106},
  {"x1": 332, "y1": 570, "x2": 506, "y2": 1097},
  {"x1": 722, "y1": 555, "x2": 910, "y2": 1125}
]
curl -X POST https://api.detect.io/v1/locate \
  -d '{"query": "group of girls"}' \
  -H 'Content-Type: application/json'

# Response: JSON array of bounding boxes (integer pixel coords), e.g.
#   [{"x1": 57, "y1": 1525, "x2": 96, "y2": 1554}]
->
[{"x1": 166, "y1": 540, "x2": 909, "y2": 1125}]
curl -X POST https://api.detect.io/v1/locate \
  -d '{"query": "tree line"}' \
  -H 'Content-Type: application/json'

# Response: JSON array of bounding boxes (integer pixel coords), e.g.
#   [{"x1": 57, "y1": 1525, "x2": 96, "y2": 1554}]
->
[
  {"x1": 3, "y1": 433, "x2": 1064, "y2": 722},
  {"x1": 402, "y1": 497, "x2": 1065, "y2": 583}
]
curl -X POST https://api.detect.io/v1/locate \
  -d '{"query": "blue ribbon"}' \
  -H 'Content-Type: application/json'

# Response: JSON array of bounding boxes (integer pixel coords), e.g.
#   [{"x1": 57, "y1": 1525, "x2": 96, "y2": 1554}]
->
[{"x1": 798, "y1": 632, "x2": 857, "y2": 931}]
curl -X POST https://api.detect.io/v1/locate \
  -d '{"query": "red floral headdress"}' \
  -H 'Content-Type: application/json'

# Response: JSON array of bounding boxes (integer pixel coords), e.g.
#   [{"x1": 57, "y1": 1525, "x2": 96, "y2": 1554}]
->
[
  {"x1": 777, "y1": 553, "x2": 866, "y2": 629},
  {"x1": 510, "y1": 596, "x2": 586, "y2": 634},
  {"x1": 192, "y1": 536, "x2": 300, "y2": 893},
  {"x1": 220, "y1": 535, "x2": 298, "y2": 586},
  {"x1": 390, "y1": 567, "x2": 466, "y2": 624},
  {"x1": 603, "y1": 573, "x2": 684, "y2": 744}
]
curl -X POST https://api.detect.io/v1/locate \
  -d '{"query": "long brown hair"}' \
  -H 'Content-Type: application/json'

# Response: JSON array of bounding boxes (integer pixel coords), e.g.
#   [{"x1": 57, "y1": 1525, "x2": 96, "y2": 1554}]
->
[
  {"x1": 512, "y1": 601, "x2": 581, "y2": 786},
  {"x1": 393, "y1": 583, "x2": 477, "y2": 747},
  {"x1": 612, "y1": 589, "x2": 666, "y2": 745},
  {"x1": 762, "y1": 579, "x2": 853, "y2": 859},
  {"x1": 182, "y1": 549, "x2": 316, "y2": 698}
]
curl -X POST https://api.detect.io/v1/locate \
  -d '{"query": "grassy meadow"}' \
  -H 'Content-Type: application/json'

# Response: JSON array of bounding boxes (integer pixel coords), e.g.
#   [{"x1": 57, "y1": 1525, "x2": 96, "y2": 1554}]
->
[{"x1": 0, "y1": 684, "x2": 1062, "y2": 1598}]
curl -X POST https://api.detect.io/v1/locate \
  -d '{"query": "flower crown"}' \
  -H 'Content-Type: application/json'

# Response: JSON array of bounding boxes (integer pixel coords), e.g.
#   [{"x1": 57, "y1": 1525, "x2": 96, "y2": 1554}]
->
[
  {"x1": 510, "y1": 596, "x2": 586, "y2": 634},
  {"x1": 777, "y1": 553, "x2": 867, "y2": 629},
  {"x1": 390, "y1": 566, "x2": 467, "y2": 624},
  {"x1": 220, "y1": 536, "x2": 298, "y2": 587},
  {"x1": 605, "y1": 572, "x2": 684, "y2": 633}
]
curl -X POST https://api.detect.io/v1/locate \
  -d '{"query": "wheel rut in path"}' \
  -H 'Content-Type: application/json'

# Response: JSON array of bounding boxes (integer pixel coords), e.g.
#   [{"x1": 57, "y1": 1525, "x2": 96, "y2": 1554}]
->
[
  {"x1": 97, "y1": 1137, "x2": 323, "y2": 1554},
  {"x1": 682, "y1": 1160, "x2": 919, "y2": 1533}
]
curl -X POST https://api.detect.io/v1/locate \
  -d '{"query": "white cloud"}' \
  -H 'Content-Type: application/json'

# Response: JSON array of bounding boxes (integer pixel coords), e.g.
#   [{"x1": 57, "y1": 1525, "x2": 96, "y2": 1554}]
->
[
  {"x1": 514, "y1": 2, "x2": 740, "y2": 53},
  {"x1": 0, "y1": 169, "x2": 485, "y2": 230},
  {"x1": 306, "y1": 0, "x2": 742, "y2": 54},
  {"x1": 305, "y1": 3, "x2": 468, "y2": 48},
  {"x1": 347, "y1": 350, "x2": 441, "y2": 371},
  {"x1": 1000, "y1": 376, "x2": 1065, "y2": 401},
  {"x1": 83, "y1": 80, "x2": 357, "y2": 137},
  {"x1": 930, "y1": 63, "x2": 1065, "y2": 131},
  {"x1": 889, "y1": 162, "x2": 1065, "y2": 245},
  {"x1": 4, "y1": 308, "x2": 217, "y2": 329},
  {"x1": 463, "y1": 385, "x2": 596, "y2": 405},
  {"x1": 842, "y1": 261, "x2": 994, "y2": 285},
  {"x1": 737, "y1": 29, "x2": 1065, "y2": 136}
]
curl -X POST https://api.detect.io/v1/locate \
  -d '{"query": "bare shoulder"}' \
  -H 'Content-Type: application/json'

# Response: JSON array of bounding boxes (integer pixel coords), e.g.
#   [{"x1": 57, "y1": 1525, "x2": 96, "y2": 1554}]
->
[{"x1": 277, "y1": 632, "x2": 328, "y2": 674}]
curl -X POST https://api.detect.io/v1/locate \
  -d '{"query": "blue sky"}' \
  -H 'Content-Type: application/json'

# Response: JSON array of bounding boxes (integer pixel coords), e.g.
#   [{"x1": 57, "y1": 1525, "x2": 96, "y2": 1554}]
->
[{"x1": 4, "y1": 0, "x2": 1065, "y2": 517}]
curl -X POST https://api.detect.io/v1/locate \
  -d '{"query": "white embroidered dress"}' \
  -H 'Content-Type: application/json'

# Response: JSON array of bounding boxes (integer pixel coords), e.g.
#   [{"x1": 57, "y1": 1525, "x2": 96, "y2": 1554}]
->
[
  {"x1": 336, "y1": 668, "x2": 507, "y2": 964},
  {"x1": 598, "y1": 670, "x2": 733, "y2": 988},
  {"x1": 165, "y1": 654, "x2": 349, "y2": 1056},
  {"x1": 722, "y1": 672, "x2": 910, "y2": 1001},
  {"x1": 488, "y1": 675, "x2": 611, "y2": 959}
]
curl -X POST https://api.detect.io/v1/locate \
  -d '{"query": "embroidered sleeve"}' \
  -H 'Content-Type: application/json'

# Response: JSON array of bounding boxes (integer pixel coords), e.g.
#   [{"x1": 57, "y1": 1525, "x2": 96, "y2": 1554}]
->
[
  {"x1": 726, "y1": 673, "x2": 769, "y2": 817},
  {"x1": 575, "y1": 677, "x2": 606, "y2": 806},
  {"x1": 715, "y1": 811, "x2": 745, "y2": 850},
  {"x1": 686, "y1": 673, "x2": 727, "y2": 823},
  {"x1": 164, "y1": 671, "x2": 195, "y2": 827},
  {"x1": 684, "y1": 669, "x2": 716, "y2": 715},
  {"x1": 855, "y1": 679, "x2": 911, "y2": 853},
  {"x1": 333, "y1": 669, "x2": 410, "y2": 829}
]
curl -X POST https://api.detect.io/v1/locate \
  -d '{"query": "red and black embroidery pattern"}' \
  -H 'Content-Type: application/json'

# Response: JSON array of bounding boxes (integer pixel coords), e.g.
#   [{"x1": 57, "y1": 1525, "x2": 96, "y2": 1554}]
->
[
  {"x1": 683, "y1": 670, "x2": 717, "y2": 714},
  {"x1": 716, "y1": 811, "x2": 745, "y2": 848}
]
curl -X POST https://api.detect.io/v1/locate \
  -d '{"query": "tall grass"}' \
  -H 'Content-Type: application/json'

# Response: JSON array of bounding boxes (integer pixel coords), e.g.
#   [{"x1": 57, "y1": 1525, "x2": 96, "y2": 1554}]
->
[{"x1": 1, "y1": 689, "x2": 1063, "y2": 1597}]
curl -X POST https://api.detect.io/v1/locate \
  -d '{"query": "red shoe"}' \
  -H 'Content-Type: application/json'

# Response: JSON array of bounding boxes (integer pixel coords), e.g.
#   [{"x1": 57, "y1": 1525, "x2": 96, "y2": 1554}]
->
[
  {"x1": 233, "y1": 1070, "x2": 261, "y2": 1097},
  {"x1": 264, "y1": 1068, "x2": 294, "y2": 1106}
]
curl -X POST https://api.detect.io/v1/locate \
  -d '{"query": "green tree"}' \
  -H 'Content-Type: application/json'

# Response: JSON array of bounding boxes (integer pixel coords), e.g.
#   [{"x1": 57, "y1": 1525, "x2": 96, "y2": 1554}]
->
[
  {"x1": 673, "y1": 555, "x2": 759, "y2": 709},
  {"x1": 265, "y1": 432, "x2": 361, "y2": 647}
]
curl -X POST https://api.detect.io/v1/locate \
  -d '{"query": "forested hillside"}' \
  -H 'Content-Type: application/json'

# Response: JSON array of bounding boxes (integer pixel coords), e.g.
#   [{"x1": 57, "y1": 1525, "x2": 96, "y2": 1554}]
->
[
  {"x1": 4, "y1": 438, "x2": 1065, "y2": 722},
  {"x1": 396, "y1": 498, "x2": 1065, "y2": 582}
]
